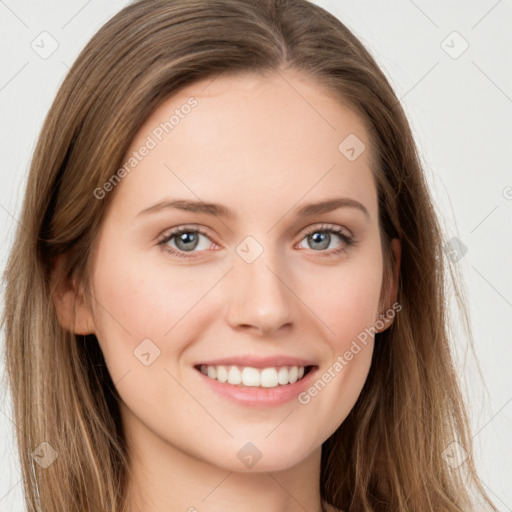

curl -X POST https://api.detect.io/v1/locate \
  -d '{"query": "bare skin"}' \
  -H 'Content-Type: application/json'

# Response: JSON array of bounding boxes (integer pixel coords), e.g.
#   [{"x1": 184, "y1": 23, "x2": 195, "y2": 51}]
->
[{"x1": 55, "y1": 67, "x2": 400, "y2": 512}]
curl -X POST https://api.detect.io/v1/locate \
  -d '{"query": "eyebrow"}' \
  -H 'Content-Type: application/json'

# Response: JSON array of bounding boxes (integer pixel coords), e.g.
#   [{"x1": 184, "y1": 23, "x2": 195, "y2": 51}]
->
[{"x1": 137, "y1": 197, "x2": 370, "y2": 220}]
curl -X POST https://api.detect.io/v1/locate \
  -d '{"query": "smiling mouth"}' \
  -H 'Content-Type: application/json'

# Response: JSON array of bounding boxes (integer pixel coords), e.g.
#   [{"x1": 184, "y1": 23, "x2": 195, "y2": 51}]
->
[{"x1": 194, "y1": 364, "x2": 316, "y2": 388}]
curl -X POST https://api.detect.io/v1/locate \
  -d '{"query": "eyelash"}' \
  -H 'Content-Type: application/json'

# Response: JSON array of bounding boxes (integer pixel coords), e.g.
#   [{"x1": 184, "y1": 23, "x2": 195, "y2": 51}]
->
[{"x1": 157, "y1": 224, "x2": 355, "y2": 259}]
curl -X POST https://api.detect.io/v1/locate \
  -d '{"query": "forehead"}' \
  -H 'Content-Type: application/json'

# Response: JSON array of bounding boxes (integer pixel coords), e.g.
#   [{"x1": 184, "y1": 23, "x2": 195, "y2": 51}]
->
[{"x1": 112, "y1": 69, "x2": 378, "y2": 221}]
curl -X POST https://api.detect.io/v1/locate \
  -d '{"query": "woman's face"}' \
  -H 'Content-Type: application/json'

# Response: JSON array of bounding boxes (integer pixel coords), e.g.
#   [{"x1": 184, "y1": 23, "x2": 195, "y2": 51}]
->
[{"x1": 82, "y1": 69, "x2": 397, "y2": 472}]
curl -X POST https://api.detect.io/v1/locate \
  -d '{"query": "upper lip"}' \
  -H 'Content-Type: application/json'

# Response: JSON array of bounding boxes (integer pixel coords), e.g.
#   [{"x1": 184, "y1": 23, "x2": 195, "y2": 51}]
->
[{"x1": 194, "y1": 355, "x2": 318, "y2": 369}]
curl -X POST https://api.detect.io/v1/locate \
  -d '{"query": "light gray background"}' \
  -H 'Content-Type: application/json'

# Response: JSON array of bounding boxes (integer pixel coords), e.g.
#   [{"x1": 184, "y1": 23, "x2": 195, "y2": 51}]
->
[{"x1": 1, "y1": 1, "x2": 511, "y2": 510}]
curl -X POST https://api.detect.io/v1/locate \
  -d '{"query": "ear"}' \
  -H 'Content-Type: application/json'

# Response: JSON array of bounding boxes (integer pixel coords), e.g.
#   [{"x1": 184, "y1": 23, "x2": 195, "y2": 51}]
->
[
  {"x1": 375, "y1": 238, "x2": 401, "y2": 333},
  {"x1": 51, "y1": 253, "x2": 96, "y2": 335}
]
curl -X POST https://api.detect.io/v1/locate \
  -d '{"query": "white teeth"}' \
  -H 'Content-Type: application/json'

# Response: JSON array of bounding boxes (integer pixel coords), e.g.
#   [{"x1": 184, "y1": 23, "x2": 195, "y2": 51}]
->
[
  {"x1": 207, "y1": 365, "x2": 217, "y2": 379},
  {"x1": 260, "y1": 368, "x2": 278, "y2": 388},
  {"x1": 216, "y1": 365, "x2": 228, "y2": 383},
  {"x1": 277, "y1": 366, "x2": 289, "y2": 385},
  {"x1": 228, "y1": 366, "x2": 242, "y2": 385},
  {"x1": 242, "y1": 367, "x2": 260, "y2": 386},
  {"x1": 199, "y1": 364, "x2": 308, "y2": 388}
]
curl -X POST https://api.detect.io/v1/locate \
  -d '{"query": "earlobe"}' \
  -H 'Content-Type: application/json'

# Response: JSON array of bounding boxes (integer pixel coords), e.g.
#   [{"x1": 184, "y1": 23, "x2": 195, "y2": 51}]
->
[{"x1": 51, "y1": 254, "x2": 96, "y2": 335}]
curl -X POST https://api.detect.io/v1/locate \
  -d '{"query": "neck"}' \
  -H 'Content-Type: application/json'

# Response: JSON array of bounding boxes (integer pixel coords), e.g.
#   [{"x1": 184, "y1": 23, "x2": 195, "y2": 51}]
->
[{"x1": 122, "y1": 418, "x2": 324, "y2": 512}]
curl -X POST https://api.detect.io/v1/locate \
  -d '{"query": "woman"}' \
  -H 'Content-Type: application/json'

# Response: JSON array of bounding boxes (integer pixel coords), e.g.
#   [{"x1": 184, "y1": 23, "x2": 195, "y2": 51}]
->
[{"x1": 2, "y1": 0, "x2": 498, "y2": 511}]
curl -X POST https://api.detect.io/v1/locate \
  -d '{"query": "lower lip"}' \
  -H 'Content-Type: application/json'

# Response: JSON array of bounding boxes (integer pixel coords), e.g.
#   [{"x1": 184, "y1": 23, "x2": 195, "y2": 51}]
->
[{"x1": 195, "y1": 366, "x2": 318, "y2": 407}]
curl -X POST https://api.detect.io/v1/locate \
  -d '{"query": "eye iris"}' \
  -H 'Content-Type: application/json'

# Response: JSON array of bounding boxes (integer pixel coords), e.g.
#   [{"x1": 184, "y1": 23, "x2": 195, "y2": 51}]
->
[
  {"x1": 309, "y1": 231, "x2": 330, "y2": 250},
  {"x1": 175, "y1": 232, "x2": 199, "y2": 251}
]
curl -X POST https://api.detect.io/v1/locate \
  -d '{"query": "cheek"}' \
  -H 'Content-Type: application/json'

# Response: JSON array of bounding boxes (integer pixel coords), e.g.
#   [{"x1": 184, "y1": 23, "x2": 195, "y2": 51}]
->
[
  {"x1": 295, "y1": 256, "x2": 383, "y2": 429},
  {"x1": 92, "y1": 233, "x2": 193, "y2": 329},
  {"x1": 301, "y1": 253, "x2": 383, "y2": 347},
  {"x1": 88, "y1": 238, "x2": 224, "y2": 377},
  {"x1": 88, "y1": 238, "x2": 178, "y2": 364}
]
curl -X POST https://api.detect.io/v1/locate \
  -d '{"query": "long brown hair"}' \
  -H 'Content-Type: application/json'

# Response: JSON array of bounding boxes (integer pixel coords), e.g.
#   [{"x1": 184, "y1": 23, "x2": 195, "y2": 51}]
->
[{"x1": 2, "y1": 0, "x2": 497, "y2": 510}]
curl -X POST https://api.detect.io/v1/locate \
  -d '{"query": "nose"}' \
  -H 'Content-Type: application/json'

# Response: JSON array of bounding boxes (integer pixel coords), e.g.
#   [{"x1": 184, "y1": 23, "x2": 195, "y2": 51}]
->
[{"x1": 225, "y1": 250, "x2": 294, "y2": 337}]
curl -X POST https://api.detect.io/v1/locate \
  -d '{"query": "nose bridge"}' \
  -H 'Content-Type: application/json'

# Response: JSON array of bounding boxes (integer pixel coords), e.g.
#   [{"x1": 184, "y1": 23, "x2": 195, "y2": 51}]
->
[{"x1": 226, "y1": 238, "x2": 293, "y2": 334}]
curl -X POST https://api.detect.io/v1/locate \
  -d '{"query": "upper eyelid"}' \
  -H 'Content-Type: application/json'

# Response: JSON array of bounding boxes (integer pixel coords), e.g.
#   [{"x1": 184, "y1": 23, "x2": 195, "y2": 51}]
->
[
  {"x1": 159, "y1": 224, "x2": 209, "y2": 240},
  {"x1": 302, "y1": 223, "x2": 352, "y2": 236}
]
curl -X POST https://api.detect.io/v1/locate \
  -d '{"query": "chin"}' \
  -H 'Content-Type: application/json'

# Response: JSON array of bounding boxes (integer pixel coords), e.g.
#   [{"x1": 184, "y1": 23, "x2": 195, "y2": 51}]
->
[{"x1": 209, "y1": 438, "x2": 318, "y2": 473}]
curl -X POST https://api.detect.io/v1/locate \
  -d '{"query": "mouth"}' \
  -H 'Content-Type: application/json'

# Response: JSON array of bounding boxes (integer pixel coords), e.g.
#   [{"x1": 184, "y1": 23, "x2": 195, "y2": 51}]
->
[{"x1": 194, "y1": 364, "x2": 316, "y2": 388}]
